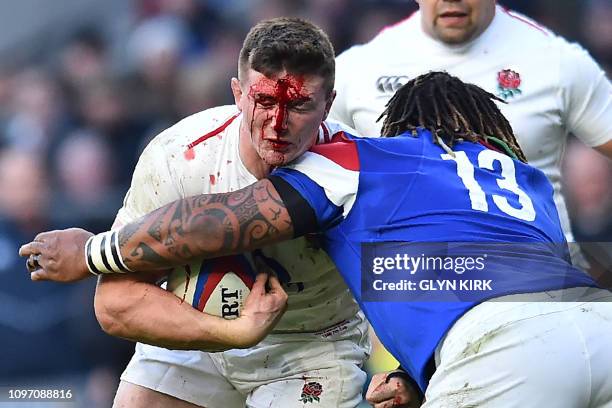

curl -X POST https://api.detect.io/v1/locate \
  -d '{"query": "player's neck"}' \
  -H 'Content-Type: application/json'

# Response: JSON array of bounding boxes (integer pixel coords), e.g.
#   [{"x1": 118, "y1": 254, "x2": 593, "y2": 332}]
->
[{"x1": 238, "y1": 128, "x2": 273, "y2": 180}]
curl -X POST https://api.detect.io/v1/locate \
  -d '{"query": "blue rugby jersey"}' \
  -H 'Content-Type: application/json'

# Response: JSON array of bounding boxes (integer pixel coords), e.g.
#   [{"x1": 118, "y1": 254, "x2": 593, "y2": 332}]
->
[{"x1": 270, "y1": 129, "x2": 596, "y2": 392}]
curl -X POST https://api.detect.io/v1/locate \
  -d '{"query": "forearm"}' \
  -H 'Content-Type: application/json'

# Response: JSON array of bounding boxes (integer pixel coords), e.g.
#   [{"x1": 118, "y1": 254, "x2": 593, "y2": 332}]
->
[
  {"x1": 95, "y1": 275, "x2": 251, "y2": 350},
  {"x1": 88, "y1": 179, "x2": 294, "y2": 274}
]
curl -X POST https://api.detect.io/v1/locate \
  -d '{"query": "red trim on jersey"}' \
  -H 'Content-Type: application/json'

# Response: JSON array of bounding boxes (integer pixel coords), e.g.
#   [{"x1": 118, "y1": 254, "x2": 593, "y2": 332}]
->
[
  {"x1": 321, "y1": 122, "x2": 330, "y2": 144},
  {"x1": 502, "y1": 7, "x2": 549, "y2": 36},
  {"x1": 330, "y1": 131, "x2": 350, "y2": 143},
  {"x1": 187, "y1": 112, "x2": 241, "y2": 151},
  {"x1": 310, "y1": 132, "x2": 360, "y2": 171}
]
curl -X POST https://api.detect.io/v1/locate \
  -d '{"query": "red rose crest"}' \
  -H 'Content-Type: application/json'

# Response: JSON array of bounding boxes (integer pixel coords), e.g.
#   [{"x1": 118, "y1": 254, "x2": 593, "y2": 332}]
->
[
  {"x1": 497, "y1": 69, "x2": 522, "y2": 100},
  {"x1": 299, "y1": 381, "x2": 323, "y2": 404}
]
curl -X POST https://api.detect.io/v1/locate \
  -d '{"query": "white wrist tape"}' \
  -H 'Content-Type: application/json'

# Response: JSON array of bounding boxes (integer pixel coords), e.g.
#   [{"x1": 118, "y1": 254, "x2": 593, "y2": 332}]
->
[{"x1": 85, "y1": 231, "x2": 131, "y2": 275}]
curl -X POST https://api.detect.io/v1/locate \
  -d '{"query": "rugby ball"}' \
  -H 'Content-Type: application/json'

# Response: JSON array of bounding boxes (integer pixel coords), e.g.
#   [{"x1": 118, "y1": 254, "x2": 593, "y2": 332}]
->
[{"x1": 166, "y1": 254, "x2": 256, "y2": 319}]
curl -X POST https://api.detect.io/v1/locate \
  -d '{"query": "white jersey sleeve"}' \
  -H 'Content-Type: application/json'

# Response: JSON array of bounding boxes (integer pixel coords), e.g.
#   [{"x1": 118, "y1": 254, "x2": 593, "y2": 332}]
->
[
  {"x1": 114, "y1": 134, "x2": 179, "y2": 227},
  {"x1": 114, "y1": 105, "x2": 243, "y2": 227},
  {"x1": 559, "y1": 42, "x2": 612, "y2": 147}
]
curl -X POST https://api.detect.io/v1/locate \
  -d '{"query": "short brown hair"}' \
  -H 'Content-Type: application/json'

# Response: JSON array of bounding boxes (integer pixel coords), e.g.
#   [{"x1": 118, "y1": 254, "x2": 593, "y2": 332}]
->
[{"x1": 239, "y1": 17, "x2": 335, "y2": 95}]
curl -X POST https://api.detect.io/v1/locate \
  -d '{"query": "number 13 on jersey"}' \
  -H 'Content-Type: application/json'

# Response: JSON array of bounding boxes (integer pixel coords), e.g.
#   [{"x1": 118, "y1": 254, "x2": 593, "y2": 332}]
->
[{"x1": 442, "y1": 150, "x2": 536, "y2": 222}]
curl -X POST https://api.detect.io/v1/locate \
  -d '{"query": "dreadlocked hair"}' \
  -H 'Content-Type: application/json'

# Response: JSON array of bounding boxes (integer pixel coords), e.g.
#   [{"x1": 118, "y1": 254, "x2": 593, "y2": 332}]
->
[{"x1": 378, "y1": 71, "x2": 527, "y2": 162}]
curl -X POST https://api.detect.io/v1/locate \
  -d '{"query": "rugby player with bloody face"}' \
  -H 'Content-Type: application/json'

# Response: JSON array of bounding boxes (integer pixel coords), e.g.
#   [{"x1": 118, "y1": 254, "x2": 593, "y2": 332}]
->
[{"x1": 22, "y1": 18, "x2": 370, "y2": 408}]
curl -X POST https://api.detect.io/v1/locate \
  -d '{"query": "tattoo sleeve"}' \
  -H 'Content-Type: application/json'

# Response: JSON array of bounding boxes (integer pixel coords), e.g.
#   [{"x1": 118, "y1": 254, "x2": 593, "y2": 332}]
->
[{"x1": 117, "y1": 179, "x2": 294, "y2": 271}]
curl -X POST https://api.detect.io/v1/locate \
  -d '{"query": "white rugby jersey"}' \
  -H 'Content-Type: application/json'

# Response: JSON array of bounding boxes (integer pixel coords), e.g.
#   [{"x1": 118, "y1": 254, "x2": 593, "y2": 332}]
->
[
  {"x1": 115, "y1": 105, "x2": 360, "y2": 332},
  {"x1": 330, "y1": 5, "x2": 612, "y2": 245}
]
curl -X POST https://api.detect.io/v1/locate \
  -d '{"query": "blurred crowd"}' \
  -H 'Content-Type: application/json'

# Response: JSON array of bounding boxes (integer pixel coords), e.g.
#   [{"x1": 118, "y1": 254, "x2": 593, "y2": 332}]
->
[{"x1": 0, "y1": 0, "x2": 610, "y2": 406}]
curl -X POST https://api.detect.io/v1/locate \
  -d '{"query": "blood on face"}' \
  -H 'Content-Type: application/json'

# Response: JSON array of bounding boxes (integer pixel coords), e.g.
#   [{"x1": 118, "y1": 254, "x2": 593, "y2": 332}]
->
[{"x1": 247, "y1": 75, "x2": 309, "y2": 136}]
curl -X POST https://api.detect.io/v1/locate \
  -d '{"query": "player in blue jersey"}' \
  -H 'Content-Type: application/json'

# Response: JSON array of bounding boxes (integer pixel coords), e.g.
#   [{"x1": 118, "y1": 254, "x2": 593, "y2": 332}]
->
[{"x1": 23, "y1": 72, "x2": 612, "y2": 407}]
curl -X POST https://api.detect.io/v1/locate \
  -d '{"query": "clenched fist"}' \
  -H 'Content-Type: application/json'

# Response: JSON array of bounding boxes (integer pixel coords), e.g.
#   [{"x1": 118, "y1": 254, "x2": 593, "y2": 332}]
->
[{"x1": 19, "y1": 228, "x2": 94, "y2": 282}]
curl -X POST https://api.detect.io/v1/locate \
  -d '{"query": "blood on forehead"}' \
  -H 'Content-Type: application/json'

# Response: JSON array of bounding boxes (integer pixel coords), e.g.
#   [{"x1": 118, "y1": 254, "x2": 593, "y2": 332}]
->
[
  {"x1": 248, "y1": 75, "x2": 310, "y2": 133},
  {"x1": 248, "y1": 75, "x2": 308, "y2": 101}
]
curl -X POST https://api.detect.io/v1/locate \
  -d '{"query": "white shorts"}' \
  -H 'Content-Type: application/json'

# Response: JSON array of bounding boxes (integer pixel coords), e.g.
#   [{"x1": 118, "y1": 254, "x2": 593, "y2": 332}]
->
[
  {"x1": 423, "y1": 288, "x2": 612, "y2": 408},
  {"x1": 121, "y1": 311, "x2": 370, "y2": 407}
]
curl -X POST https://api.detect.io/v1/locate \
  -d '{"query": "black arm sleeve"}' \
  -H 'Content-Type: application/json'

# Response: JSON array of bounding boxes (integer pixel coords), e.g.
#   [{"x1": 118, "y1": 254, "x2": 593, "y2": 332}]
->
[{"x1": 267, "y1": 175, "x2": 318, "y2": 238}]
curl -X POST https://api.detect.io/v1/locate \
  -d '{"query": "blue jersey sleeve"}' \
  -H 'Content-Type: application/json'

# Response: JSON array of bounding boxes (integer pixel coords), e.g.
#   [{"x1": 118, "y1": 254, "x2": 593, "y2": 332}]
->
[{"x1": 269, "y1": 168, "x2": 343, "y2": 231}]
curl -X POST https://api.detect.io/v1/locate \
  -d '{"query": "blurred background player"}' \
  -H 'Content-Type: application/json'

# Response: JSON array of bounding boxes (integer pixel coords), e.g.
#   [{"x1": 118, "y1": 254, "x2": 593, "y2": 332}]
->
[
  {"x1": 26, "y1": 71, "x2": 612, "y2": 408},
  {"x1": 90, "y1": 18, "x2": 369, "y2": 408}
]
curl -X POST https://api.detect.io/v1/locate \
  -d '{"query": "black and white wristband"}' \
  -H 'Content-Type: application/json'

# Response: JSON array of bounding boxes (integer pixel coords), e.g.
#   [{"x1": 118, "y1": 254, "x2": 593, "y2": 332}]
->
[{"x1": 85, "y1": 231, "x2": 131, "y2": 275}]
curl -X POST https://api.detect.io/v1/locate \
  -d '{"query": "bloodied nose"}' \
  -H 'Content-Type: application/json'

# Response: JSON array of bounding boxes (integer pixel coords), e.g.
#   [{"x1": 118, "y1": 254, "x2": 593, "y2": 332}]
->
[
  {"x1": 272, "y1": 79, "x2": 291, "y2": 134},
  {"x1": 273, "y1": 109, "x2": 289, "y2": 134}
]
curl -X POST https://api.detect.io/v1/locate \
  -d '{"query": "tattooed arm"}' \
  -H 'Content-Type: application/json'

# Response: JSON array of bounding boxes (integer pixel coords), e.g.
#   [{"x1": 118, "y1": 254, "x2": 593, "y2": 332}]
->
[
  {"x1": 118, "y1": 178, "x2": 295, "y2": 271},
  {"x1": 18, "y1": 178, "x2": 302, "y2": 281},
  {"x1": 92, "y1": 178, "x2": 294, "y2": 349},
  {"x1": 18, "y1": 178, "x2": 294, "y2": 349}
]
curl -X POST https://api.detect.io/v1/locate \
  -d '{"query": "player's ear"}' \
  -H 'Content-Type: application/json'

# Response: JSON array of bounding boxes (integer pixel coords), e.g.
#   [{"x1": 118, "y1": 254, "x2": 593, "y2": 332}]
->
[
  {"x1": 231, "y1": 77, "x2": 243, "y2": 111},
  {"x1": 322, "y1": 90, "x2": 336, "y2": 120}
]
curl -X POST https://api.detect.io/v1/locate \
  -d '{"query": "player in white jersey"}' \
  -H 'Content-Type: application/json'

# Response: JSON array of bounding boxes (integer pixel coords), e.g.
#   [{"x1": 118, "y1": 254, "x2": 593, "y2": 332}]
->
[
  {"x1": 331, "y1": 0, "x2": 612, "y2": 266},
  {"x1": 21, "y1": 19, "x2": 370, "y2": 408},
  {"x1": 108, "y1": 104, "x2": 368, "y2": 408},
  {"x1": 329, "y1": 1, "x2": 612, "y2": 406}
]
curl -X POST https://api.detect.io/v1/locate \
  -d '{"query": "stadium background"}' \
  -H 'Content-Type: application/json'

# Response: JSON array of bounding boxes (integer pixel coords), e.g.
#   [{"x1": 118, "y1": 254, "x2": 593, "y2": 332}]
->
[{"x1": 0, "y1": 0, "x2": 610, "y2": 406}]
